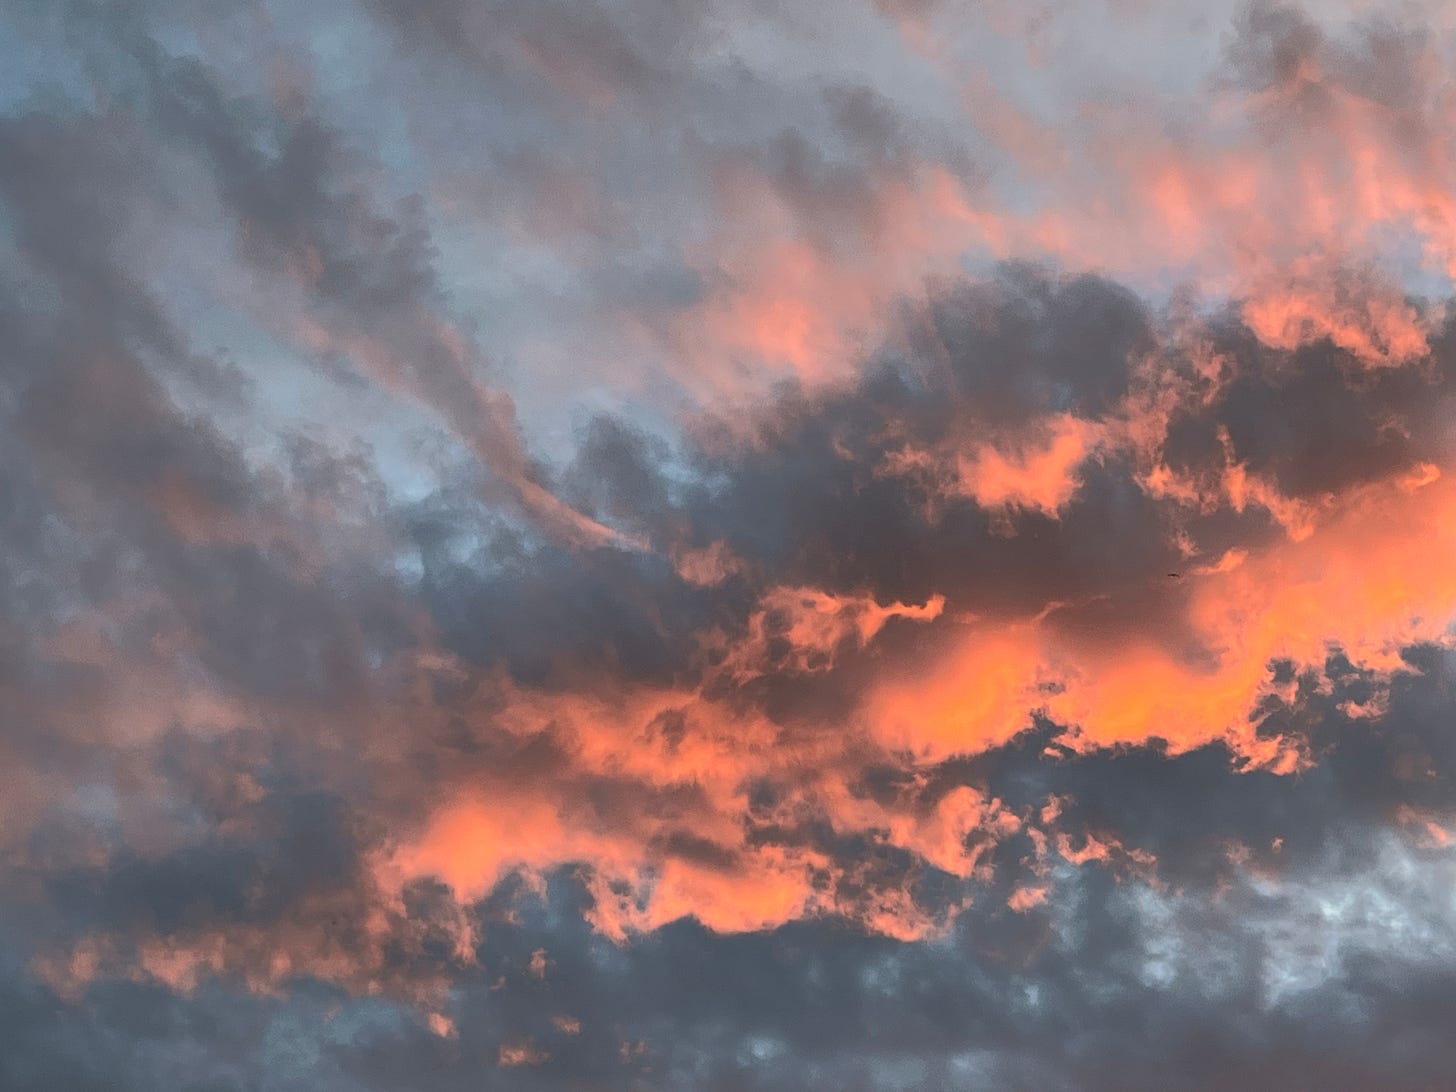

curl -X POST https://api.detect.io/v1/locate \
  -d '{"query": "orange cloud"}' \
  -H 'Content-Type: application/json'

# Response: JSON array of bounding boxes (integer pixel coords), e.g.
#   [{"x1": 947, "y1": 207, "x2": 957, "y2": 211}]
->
[
  {"x1": 868, "y1": 466, "x2": 1456, "y2": 765},
  {"x1": 358, "y1": 448, "x2": 1456, "y2": 947},
  {"x1": 673, "y1": 539, "x2": 745, "y2": 587},
  {"x1": 881, "y1": 413, "x2": 1104, "y2": 524},
  {"x1": 499, "y1": 1039, "x2": 549, "y2": 1067},
  {"x1": 711, "y1": 586, "x2": 945, "y2": 682}
]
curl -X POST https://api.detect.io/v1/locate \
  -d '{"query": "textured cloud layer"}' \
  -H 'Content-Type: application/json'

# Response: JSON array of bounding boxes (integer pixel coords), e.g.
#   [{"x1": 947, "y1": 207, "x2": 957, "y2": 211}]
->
[{"x1": 5, "y1": 1, "x2": 1456, "y2": 1089}]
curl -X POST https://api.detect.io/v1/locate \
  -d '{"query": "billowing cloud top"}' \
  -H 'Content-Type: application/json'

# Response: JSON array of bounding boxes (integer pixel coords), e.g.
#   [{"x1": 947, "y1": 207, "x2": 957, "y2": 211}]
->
[{"x1": 5, "y1": 1, "x2": 1456, "y2": 1089}]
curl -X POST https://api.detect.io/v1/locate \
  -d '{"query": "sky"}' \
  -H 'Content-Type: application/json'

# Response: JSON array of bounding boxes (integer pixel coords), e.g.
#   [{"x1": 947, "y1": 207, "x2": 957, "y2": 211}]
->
[{"x1": 5, "y1": 0, "x2": 1456, "y2": 1088}]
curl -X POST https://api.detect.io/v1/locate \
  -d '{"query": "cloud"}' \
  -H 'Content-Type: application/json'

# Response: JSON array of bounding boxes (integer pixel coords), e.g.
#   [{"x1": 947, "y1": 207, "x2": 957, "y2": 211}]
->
[{"x1": 6, "y1": 0, "x2": 1456, "y2": 1088}]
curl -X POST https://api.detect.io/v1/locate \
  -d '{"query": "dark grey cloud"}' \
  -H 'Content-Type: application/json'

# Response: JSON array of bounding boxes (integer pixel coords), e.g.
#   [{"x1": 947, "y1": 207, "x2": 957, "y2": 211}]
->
[
  {"x1": 1162, "y1": 311, "x2": 1450, "y2": 500},
  {"x1": 364, "y1": 0, "x2": 704, "y2": 107},
  {"x1": 11, "y1": 261, "x2": 1456, "y2": 1089}
]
